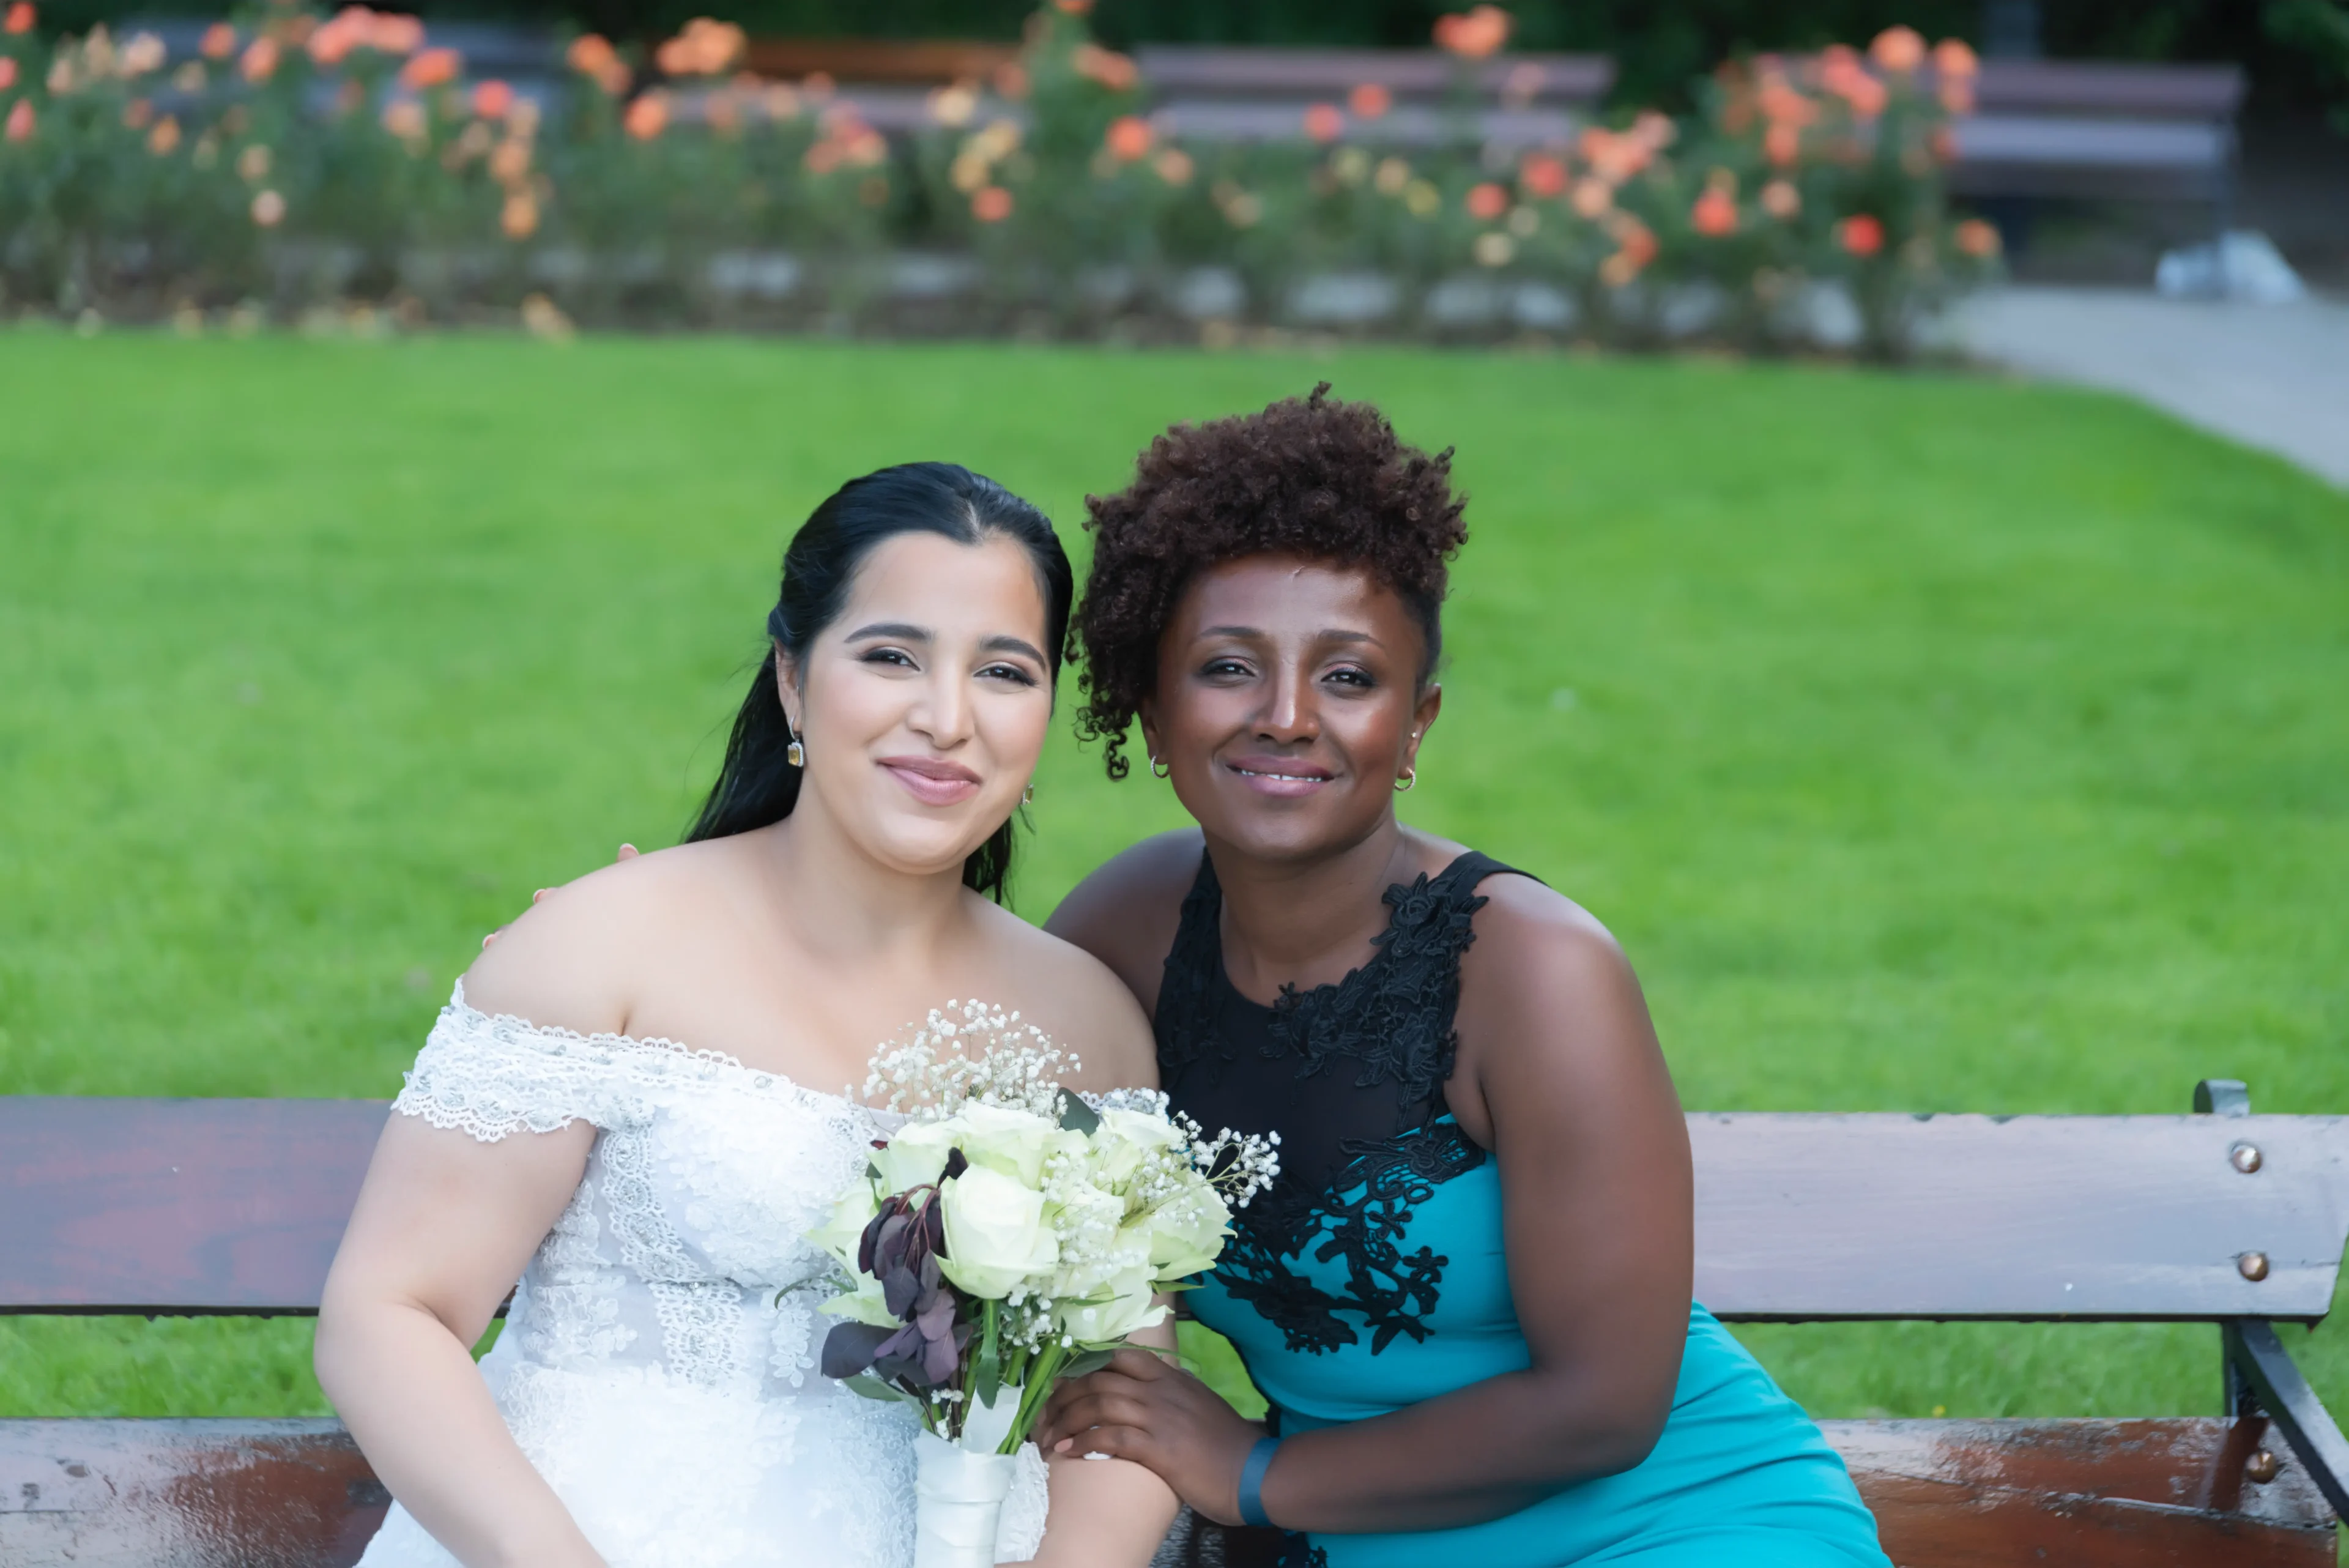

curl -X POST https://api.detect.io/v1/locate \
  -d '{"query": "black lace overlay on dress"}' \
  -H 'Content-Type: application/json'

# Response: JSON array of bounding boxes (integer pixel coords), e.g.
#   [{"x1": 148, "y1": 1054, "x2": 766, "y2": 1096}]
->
[{"x1": 1154, "y1": 850, "x2": 1524, "y2": 1357}]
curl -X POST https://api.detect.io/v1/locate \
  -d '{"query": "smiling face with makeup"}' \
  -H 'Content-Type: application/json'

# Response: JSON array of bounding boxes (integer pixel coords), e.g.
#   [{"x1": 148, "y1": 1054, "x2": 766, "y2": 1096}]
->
[
  {"x1": 1141, "y1": 555, "x2": 1443, "y2": 866},
  {"x1": 776, "y1": 529, "x2": 1056, "y2": 880}
]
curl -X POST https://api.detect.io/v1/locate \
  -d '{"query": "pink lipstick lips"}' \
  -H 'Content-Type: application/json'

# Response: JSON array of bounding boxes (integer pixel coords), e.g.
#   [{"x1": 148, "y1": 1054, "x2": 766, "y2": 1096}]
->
[{"x1": 878, "y1": 754, "x2": 984, "y2": 807}]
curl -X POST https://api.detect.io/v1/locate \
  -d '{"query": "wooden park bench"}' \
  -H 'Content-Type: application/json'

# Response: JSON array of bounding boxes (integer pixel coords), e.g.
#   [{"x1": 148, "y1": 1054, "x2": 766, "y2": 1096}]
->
[
  {"x1": 4, "y1": 1079, "x2": 2344, "y2": 1566},
  {"x1": 1950, "y1": 59, "x2": 2249, "y2": 245}
]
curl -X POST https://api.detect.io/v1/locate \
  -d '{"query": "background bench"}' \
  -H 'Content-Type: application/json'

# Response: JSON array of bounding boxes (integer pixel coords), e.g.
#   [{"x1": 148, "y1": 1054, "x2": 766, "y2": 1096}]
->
[
  {"x1": 1953, "y1": 60, "x2": 2248, "y2": 251},
  {"x1": 5, "y1": 1082, "x2": 2344, "y2": 1566}
]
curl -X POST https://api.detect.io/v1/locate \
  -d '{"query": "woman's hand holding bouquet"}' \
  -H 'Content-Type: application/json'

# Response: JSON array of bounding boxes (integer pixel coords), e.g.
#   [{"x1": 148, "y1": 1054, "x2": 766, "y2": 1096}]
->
[{"x1": 804, "y1": 1003, "x2": 1277, "y2": 1565}]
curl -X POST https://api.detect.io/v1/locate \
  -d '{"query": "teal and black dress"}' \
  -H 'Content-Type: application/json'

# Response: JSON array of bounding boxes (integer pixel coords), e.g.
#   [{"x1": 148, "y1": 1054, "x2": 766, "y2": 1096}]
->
[{"x1": 1157, "y1": 850, "x2": 1889, "y2": 1568}]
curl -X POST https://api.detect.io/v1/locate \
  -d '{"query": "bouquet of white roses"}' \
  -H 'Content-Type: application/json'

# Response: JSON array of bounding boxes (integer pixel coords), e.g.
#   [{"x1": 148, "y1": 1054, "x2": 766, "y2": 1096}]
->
[{"x1": 805, "y1": 1001, "x2": 1278, "y2": 1567}]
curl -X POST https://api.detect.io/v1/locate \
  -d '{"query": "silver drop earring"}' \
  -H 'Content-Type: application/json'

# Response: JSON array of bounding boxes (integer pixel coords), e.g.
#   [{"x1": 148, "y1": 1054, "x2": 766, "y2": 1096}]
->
[{"x1": 785, "y1": 725, "x2": 805, "y2": 769}]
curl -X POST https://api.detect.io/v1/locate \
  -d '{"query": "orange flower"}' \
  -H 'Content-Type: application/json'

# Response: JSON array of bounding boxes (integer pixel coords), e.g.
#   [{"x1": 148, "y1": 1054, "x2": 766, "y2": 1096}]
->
[
  {"x1": 2, "y1": 2, "x2": 31, "y2": 34},
  {"x1": 1104, "y1": 114, "x2": 1151, "y2": 160},
  {"x1": 1954, "y1": 217, "x2": 2000, "y2": 258},
  {"x1": 655, "y1": 17, "x2": 743, "y2": 76},
  {"x1": 1518, "y1": 152, "x2": 1566, "y2": 198},
  {"x1": 489, "y1": 136, "x2": 530, "y2": 183},
  {"x1": 147, "y1": 113, "x2": 180, "y2": 152},
  {"x1": 240, "y1": 36, "x2": 280, "y2": 82},
  {"x1": 1302, "y1": 102, "x2": 1343, "y2": 143},
  {"x1": 399, "y1": 46, "x2": 458, "y2": 89},
  {"x1": 371, "y1": 13, "x2": 423, "y2": 54},
  {"x1": 500, "y1": 190, "x2": 537, "y2": 238},
  {"x1": 250, "y1": 188, "x2": 285, "y2": 226},
  {"x1": 971, "y1": 184, "x2": 1012, "y2": 222},
  {"x1": 200, "y1": 21, "x2": 235, "y2": 57},
  {"x1": 1569, "y1": 177, "x2": 1611, "y2": 217},
  {"x1": 1691, "y1": 187, "x2": 1738, "y2": 236},
  {"x1": 472, "y1": 78, "x2": 513, "y2": 118},
  {"x1": 1838, "y1": 72, "x2": 1887, "y2": 119},
  {"x1": 382, "y1": 99, "x2": 425, "y2": 139},
  {"x1": 1466, "y1": 181, "x2": 1508, "y2": 221},
  {"x1": 1053, "y1": 0, "x2": 1092, "y2": 12},
  {"x1": 1759, "y1": 177, "x2": 1798, "y2": 218},
  {"x1": 1071, "y1": 43, "x2": 1135, "y2": 92},
  {"x1": 1869, "y1": 26, "x2": 1924, "y2": 73},
  {"x1": 0, "y1": 58, "x2": 15, "y2": 89},
  {"x1": 4, "y1": 98, "x2": 32, "y2": 140},
  {"x1": 308, "y1": 12, "x2": 355, "y2": 65},
  {"x1": 1837, "y1": 213, "x2": 1883, "y2": 256},
  {"x1": 623, "y1": 89, "x2": 667, "y2": 138},
  {"x1": 1433, "y1": 4, "x2": 1511, "y2": 60},
  {"x1": 1153, "y1": 146, "x2": 1193, "y2": 185},
  {"x1": 1932, "y1": 38, "x2": 1978, "y2": 79},
  {"x1": 568, "y1": 32, "x2": 615, "y2": 75},
  {"x1": 1348, "y1": 81, "x2": 1390, "y2": 119},
  {"x1": 1764, "y1": 121, "x2": 1800, "y2": 166}
]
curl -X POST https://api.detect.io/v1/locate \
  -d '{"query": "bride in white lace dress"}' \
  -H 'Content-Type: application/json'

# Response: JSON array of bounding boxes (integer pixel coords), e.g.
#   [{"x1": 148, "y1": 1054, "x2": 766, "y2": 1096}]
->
[{"x1": 314, "y1": 464, "x2": 1180, "y2": 1568}]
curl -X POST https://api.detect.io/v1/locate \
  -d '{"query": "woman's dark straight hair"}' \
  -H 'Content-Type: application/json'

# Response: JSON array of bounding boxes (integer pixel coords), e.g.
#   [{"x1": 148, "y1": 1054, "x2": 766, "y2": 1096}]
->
[{"x1": 686, "y1": 461, "x2": 1073, "y2": 902}]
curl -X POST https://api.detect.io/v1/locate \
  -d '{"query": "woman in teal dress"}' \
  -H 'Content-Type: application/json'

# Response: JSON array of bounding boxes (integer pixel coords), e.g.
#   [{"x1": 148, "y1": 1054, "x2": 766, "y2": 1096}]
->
[{"x1": 1036, "y1": 387, "x2": 1890, "y2": 1568}]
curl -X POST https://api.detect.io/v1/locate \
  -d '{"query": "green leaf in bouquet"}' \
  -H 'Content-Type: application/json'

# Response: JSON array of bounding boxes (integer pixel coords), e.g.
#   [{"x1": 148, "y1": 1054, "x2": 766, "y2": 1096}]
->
[
  {"x1": 1056, "y1": 1348, "x2": 1118, "y2": 1381},
  {"x1": 1056, "y1": 1089, "x2": 1100, "y2": 1135},
  {"x1": 844, "y1": 1373, "x2": 919, "y2": 1405}
]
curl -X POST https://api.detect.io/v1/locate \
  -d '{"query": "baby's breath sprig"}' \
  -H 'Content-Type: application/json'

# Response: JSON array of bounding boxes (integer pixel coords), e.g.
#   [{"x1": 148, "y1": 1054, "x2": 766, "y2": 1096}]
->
[{"x1": 864, "y1": 999, "x2": 1078, "y2": 1121}]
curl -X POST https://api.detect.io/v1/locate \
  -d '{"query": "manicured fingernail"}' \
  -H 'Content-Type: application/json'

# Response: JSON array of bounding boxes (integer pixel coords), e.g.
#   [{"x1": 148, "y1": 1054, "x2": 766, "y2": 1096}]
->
[{"x1": 1053, "y1": 1439, "x2": 1071, "y2": 1453}]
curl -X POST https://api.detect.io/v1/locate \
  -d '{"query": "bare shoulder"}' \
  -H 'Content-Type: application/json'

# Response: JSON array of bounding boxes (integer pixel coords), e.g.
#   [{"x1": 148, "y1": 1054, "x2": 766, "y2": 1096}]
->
[
  {"x1": 1042, "y1": 828, "x2": 1204, "y2": 1012},
  {"x1": 1468, "y1": 872, "x2": 1633, "y2": 987},
  {"x1": 460, "y1": 838, "x2": 747, "y2": 1036},
  {"x1": 972, "y1": 900, "x2": 1162, "y2": 1094}
]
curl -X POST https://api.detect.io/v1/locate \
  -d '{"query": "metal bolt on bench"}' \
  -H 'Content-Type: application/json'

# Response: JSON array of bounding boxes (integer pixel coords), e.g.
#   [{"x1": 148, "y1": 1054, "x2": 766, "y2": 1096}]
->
[{"x1": 5, "y1": 1082, "x2": 2346, "y2": 1566}]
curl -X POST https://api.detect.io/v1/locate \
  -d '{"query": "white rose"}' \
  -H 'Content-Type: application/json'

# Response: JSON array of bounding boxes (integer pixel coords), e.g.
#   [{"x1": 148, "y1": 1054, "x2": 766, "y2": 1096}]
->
[
  {"x1": 945, "y1": 1102, "x2": 1074, "y2": 1187},
  {"x1": 1089, "y1": 1107, "x2": 1184, "y2": 1187},
  {"x1": 808, "y1": 1180, "x2": 880, "y2": 1273},
  {"x1": 938, "y1": 1164, "x2": 1058, "y2": 1298},
  {"x1": 1054, "y1": 1263, "x2": 1167, "y2": 1342},
  {"x1": 869, "y1": 1120, "x2": 957, "y2": 1194},
  {"x1": 1130, "y1": 1186, "x2": 1232, "y2": 1282}
]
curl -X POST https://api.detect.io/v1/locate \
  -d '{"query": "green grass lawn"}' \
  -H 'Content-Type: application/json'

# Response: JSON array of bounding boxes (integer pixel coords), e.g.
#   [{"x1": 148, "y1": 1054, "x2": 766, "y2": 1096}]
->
[{"x1": 3, "y1": 329, "x2": 2346, "y2": 1449}]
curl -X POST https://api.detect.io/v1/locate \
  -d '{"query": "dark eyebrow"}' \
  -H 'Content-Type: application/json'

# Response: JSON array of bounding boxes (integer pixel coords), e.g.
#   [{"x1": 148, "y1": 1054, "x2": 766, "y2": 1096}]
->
[
  {"x1": 980, "y1": 634, "x2": 1048, "y2": 665},
  {"x1": 1197, "y1": 625, "x2": 1382, "y2": 648},
  {"x1": 844, "y1": 622, "x2": 930, "y2": 642}
]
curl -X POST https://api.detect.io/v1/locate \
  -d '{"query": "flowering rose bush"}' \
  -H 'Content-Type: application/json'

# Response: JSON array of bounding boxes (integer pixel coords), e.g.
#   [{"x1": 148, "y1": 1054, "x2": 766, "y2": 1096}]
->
[
  {"x1": 811, "y1": 1000, "x2": 1278, "y2": 1453},
  {"x1": 0, "y1": 0, "x2": 1996, "y2": 352}
]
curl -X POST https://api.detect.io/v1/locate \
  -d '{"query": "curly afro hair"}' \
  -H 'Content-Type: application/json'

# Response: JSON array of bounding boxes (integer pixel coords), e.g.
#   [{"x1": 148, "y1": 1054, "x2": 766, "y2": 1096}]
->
[{"x1": 1074, "y1": 384, "x2": 1469, "y2": 780}]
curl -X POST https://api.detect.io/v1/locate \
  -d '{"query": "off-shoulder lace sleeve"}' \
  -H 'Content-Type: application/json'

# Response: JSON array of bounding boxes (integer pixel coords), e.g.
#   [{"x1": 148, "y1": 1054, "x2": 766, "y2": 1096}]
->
[{"x1": 393, "y1": 983, "x2": 661, "y2": 1142}]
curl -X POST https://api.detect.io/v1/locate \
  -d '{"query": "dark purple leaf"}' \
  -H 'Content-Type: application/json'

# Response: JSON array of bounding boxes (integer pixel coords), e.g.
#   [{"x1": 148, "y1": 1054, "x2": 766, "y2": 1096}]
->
[
  {"x1": 819, "y1": 1320, "x2": 897, "y2": 1380},
  {"x1": 882, "y1": 1263, "x2": 924, "y2": 1320},
  {"x1": 943, "y1": 1147, "x2": 969, "y2": 1181}
]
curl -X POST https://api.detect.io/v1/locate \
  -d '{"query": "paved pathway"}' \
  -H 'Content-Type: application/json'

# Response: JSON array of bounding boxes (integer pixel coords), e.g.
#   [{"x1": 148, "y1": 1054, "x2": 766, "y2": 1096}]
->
[{"x1": 1954, "y1": 286, "x2": 2349, "y2": 488}]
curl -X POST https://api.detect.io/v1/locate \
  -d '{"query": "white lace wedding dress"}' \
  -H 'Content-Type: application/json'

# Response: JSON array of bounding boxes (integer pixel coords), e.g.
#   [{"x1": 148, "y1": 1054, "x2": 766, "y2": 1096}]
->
[{"x1": 355, "y1": 983, "x2": 1050, "y2": 1568}]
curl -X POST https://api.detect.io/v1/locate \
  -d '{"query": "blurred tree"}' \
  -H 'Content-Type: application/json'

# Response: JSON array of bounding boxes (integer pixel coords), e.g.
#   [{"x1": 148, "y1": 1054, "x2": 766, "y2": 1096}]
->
[
  {"x1": 2264, "y1": 0, "x2": 2349, "y2": 130},
  {"x1": 37, "y1": 0, "x2": 2337, "y2": 110}
]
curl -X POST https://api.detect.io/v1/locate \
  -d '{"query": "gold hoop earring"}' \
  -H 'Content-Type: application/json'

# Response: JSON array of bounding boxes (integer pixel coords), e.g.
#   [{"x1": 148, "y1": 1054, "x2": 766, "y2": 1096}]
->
[
  {"x1": 1022, "y1": 783, "x2": 1034, "y2": 805},
  {"x1": 1395, "y1": 767, "x2": 1417, "y2": 793},
  {"x1": 1151, "y1": 756, "x2": 1170, "y2": 779}
]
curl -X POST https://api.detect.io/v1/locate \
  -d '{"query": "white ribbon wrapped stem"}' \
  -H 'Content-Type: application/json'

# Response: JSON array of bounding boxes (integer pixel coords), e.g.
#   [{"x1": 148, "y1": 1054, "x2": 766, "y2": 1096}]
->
[{"x1": 913, "y1": 1428, "x2": 1018, "y2": 1568}]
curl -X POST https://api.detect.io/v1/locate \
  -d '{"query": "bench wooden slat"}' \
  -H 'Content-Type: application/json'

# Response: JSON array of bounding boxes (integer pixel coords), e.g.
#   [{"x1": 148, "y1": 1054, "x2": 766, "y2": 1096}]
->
[
  {"x1": 2, "y1": 1418, "x2": 2329, "y2": 1567},
  {"x1": 12, "y1": 1101, "x2": 2348, "y2": 1323},
  {"x1": 0, "y1": 1099, "x2": 388, "y2": 1313},
  {"x1": 1970, "y1": 59, "x2": 2247, "y2": 119},
  {"x1": 1131, "y1": 45, "x2": 1614, "y2": 106},
  {"x1": 1692, "y1": 1113, "x2": 2349, "y2": 1322}
]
